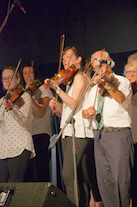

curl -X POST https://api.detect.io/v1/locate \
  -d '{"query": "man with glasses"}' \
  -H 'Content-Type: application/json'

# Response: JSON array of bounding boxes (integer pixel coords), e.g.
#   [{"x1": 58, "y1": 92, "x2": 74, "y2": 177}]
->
[{"x1": 82, "y1": 50, "x2": 134, "y2": 207}]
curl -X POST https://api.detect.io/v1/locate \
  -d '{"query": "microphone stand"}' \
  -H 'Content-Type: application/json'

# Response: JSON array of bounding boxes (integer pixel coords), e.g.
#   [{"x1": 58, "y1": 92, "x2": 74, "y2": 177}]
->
[
  {"x1": 49, "y1": 64, "x2": 102, "y2": 207},
  {"x1": 0, "y1": 1, "x2": 16, "y2": 34},
  {"x1": 71, "y1": 117, "x2": 79, "y2": 207}
]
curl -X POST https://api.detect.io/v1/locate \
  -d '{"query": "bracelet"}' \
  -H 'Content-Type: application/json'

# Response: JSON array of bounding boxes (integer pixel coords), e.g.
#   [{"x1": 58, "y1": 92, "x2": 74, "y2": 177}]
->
[
  {"x1": 56, "y1": 88, "x2": 61, "y2": 95},
  {"x1": 105, "y1": 84, "x2": 112, "y2": 90}
]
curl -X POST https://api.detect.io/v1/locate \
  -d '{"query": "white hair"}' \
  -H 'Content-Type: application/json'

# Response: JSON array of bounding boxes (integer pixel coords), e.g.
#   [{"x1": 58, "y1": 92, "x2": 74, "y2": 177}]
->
[
  {"x1": 91, "y1": 50, "x2": 110, "y2": 61},
  {"x1": 128, "y1": 52, "x2": 137, "y2": 61}
]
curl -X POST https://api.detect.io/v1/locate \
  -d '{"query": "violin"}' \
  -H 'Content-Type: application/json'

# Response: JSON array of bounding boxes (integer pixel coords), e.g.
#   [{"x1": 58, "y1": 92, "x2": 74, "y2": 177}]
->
[
  {"x1": 98, "y1": 72, "x2": 114, "y2": 95},
  {"x1": 25, "y1": 79, "x2": 41, "y2": 95},
  {"x1": 44, "y1": 64, "x2": 79, "y2": 88},
  {"x1": 5, "y1": 86, "x2": 24, "y2": 110}
]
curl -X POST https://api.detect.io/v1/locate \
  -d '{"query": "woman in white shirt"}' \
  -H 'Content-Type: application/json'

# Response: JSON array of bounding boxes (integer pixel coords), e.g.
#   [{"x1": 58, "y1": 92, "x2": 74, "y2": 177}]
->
[
  {"x1": 0, "y1": 66, "x2": 35, "y2": 182},
  {"x1": 44, "y1": 46, "x2": 99, "y2": 207}
]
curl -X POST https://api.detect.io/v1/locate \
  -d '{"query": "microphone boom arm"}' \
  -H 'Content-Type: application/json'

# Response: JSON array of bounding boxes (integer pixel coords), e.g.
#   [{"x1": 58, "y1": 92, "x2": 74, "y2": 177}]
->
[{"x1": 0, "y1": 3, "x2": 15, "y2": 34}]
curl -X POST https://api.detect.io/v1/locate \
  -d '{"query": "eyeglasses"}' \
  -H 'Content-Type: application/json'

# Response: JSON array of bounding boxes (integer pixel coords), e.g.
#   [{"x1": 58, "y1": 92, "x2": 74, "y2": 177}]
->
[
  {"x1": 1, "y1": 77, "x2": 13, "y2": 82},
  {"x1": 125, "y1": 70, "x2": 137, "y2": 75}
]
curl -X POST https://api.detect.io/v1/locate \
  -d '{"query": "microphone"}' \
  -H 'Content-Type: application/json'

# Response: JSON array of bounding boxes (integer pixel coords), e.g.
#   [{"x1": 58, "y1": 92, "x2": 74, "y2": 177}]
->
[
  {"x1": 13, "y1": 0, "x2": 26, "y2": 14},
  {"x1": 95, "y1": 58, "x2": 115, "y2": 68}
]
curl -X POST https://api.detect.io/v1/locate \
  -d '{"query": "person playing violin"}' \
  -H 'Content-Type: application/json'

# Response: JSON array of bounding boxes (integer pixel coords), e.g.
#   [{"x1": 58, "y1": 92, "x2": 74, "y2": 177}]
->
[
  {"x1": 0, "y1": 66, "x2": 35, "y2": 182},
  {"x1": 22, "y1": 63, "x2": 53, "y2": 182},
  {"x1": 82, "y1": 50, "x2": 134, "y2": 207},
  {"x1": 124, "y1": 61, "x2": 137, "y2": 207},
  {"x1": 45, "y1": 46, "x2": 95, "y2": 207},
  {"x1": 82, "y1": 60, "x2": 103, "y2": 207}
]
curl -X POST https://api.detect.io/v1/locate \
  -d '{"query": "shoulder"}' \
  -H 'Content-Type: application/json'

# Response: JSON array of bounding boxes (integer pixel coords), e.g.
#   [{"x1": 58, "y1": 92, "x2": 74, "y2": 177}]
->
[
  {"x1": 113, "y1": 73, "x2": 131, "y2": 88},
  {"x1": 90, "y1": 84, "x2": 98, "y2": 93},
  {"x1": 74, "y1": 72, "x2": 88, "y2": 82},
  {"x1": 22, "y1": 92, "x2": 32, "y2": 101},
  {"x1": 0, "y1": 96, "x2": 4, "y2": 101},
  {"x1": 132, "y1": 93, "x2": 137, "y2": 106},
  {"x1": 114, "y1": 73, "x2": 130, "y2": 83},
  {"x1": 40, "y1": 85, "x2": 53, "y2": 98}
]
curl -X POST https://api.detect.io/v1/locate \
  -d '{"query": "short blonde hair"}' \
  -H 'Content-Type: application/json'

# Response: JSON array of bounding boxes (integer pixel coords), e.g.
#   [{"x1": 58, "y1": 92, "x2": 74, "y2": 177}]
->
[{"x1": 125, "y1": 62, "x2": 137, "y2": 72}]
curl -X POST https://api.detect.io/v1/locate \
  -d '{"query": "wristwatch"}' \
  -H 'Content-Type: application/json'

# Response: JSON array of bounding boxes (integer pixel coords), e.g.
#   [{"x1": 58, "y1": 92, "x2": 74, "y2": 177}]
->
[
  {"x1": 106, "y1": 84, "x2": 112, "y2": 90},
  {"x1": 56, "y1": 88, "x2": 61, "y2": 95}
]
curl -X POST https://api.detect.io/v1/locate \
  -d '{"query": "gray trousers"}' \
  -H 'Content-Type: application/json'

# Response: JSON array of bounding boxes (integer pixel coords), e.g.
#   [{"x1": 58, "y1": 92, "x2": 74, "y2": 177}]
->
[{"x1": 94, "y1": 128, "x2": 134, "y2": 207}]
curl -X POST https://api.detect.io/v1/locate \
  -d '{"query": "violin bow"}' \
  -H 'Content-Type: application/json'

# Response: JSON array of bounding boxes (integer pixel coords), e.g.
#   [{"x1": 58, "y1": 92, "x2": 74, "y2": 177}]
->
[
  {"x1": 52, "y1": 34, "x2": 65, "y2": 114},
  {"x1": 6, "y1": 58, "x2": 22, "y2": 97},
  {"x1": 55, "y1": 35, "x2": 65, "y2": 95},
  {"x1": 98, "y1": 48, "x2": 105, "y2": 77},
  {"x1": 58, "y1": 34, "x2": 65, "y2": 73},
  {"x1": 24, "y1": 60, "x2": 34, "y2": 91}
]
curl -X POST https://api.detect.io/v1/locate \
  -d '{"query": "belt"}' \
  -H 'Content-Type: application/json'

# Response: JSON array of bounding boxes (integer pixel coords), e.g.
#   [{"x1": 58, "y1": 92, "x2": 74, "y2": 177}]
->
[{"x1": 102, "y1": 127, "x2": 130, "y2": 132}]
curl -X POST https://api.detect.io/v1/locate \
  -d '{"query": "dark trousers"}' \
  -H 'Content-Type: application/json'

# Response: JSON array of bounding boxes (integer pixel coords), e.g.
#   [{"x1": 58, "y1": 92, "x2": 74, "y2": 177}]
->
[
  {"x1": 62, "y1": 137, "x2": 89, "y2": 207},
  {"x1": 82, "y1": 138, "x2": 102, "y2": 202},
  {"x1": 131, "y1": 143, "x2": 137, "y2": 207},
  {"x1": 0, "y1": 149, "x2": 31, "y2": 182},
  {"x1": 94, "y1": 128, "x2": 134, "y2": 207},
  {"x1": 25, "y1": 133, "x2": 50, "y2": 182}
]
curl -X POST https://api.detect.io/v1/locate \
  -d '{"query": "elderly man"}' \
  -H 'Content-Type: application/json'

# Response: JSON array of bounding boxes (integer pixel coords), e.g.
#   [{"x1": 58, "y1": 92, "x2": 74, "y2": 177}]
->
[{"x1": 82, "y1": 50, "x2": 134, "y2": 207}]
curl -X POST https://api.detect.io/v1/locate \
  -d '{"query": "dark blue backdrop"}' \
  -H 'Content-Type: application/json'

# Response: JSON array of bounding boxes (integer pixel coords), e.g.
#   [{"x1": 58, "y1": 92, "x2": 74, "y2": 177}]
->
[{"x1": 0, "y1": 0, "x2": 137, "y2": 91}]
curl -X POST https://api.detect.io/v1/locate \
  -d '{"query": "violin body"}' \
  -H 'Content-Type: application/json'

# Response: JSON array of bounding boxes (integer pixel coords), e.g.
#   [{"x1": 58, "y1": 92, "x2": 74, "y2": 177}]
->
[
  {"x1": 98, "y1": 72, "x2": 114, "y2": 95},
  {"x1": 25, "y1": 79, "x2": 41, "y2": 94},
  {"x1": 44, "y1": 64, "x2": 79, "y2": 88},
  {"x1": 6, "y1": 86, "x2": 24, "y2": 110}
]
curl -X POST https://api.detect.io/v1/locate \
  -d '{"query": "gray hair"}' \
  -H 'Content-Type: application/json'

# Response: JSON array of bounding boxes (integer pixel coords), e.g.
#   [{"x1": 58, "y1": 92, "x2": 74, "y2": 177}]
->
[
  {"x1": 128, "y1": 52, "x2": 137, "y2": 61},
  {"x1": 91, "y1": 50, "x2": 110, "y2": 61}
]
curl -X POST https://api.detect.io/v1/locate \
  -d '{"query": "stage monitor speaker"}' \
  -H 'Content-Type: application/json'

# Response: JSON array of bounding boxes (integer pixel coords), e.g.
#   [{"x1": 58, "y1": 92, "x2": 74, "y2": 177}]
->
[{"x1": 0, "y1": 182, "x2": 76, "y2": 207}]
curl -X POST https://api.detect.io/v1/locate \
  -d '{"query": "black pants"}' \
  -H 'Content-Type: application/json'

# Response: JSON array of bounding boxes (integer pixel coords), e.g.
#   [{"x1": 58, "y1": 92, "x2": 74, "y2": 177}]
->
[
  {"x1": 131, "y1": 143, "x2": 137, "y2": 207},
  {"x1": 0, "y1": 149, "x2": 31, "y2": 182},
  {"x1": 82, "y1": 138, "x2": 102, "y2": 202},
  {"x1": 62, "y1": 137, "x2": 89, "y2": 207},
  {"x1": 25, "y1": 133, "x2": 50, "y2": 182}
]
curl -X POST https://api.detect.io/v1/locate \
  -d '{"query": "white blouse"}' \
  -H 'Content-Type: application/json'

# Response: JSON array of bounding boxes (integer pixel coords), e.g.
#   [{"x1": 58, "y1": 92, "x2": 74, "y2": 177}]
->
[
  {"x1": 60, "y1": 73, "x2": 94, "y2": 139},
  {"x1": 0, "y1": 92, "x2": 35, "y2": 159}
]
